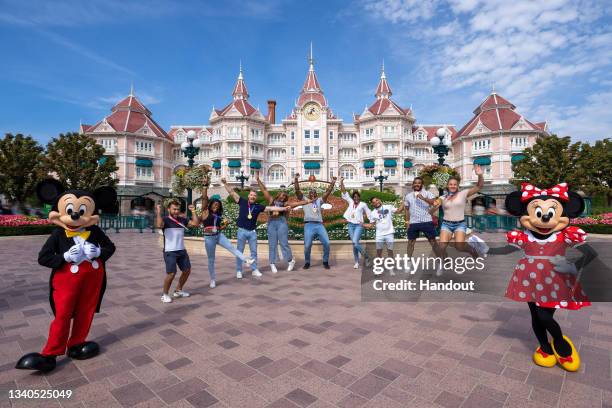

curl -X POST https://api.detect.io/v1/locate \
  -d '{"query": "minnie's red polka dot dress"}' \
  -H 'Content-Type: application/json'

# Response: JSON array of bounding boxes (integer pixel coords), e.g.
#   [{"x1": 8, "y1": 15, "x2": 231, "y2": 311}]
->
[{"x1": 505, "y1": 226, "x2": 590, "y2": 310}]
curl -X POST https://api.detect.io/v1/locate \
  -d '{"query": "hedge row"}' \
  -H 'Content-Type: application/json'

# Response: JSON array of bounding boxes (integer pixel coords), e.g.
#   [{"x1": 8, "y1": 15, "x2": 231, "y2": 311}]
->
[
  {"x1": 571, "y1": 224, "x2": 612, "y2": 234},
  {"x1": 0, "y1": 225, "x2": 56, "y2": 236}
]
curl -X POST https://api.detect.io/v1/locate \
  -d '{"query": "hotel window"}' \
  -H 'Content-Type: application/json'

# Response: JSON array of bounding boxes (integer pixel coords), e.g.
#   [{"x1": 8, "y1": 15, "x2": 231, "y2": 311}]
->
[
  {"x1": 304, "y1": 169, "x2": 320, "y2": 177},
  {"x1": 330, "y1": 146, "x2": 334, "y2": 156},
  {"x1": 415, "y1": 148, "x2": 428, "y2": 157},
  {"x1": 136, "y1": 166, "x2": 153, "y2": 179},
  {"x1": 388, "y1": 168, "x2": 396, "y2": 177},
  {"x1": 290, "y1": 147, "x2": 295, "y2": 156},
  {"x1": 313, "y1": 146, "x2": 319, "y2": 154},
  {"x1": 229, "y1": 126, "x2": 241, "y2": 138},
  {"x1": 268, "y1": 165, "x2": 286, "y2": 181},
  {"x1": 228, "y1": 143, "x2": 241, "y2": 155},
  {"x1": 100, "y1": 139, "x2": 116, "y2": 151},
  {"x1": 290, "y1": 131, "x2": 295, "y2": 140},
  {"x1": 415, "y1": 130, "x2": 426, "y2": 141},
  {"x1": 511, "y1": 137, "x2": 528, "y2": 148},
  {"x1": 250, "y1": 145, "x2": 262, "y2": 154},
  {"x1": 173, "y1": 149, "x2": 181, "y2": 161},
  {"x1": 365, "y1": 128, "x2": 374, "y2": 139},
  {"x1": 478, "y1": 165, "x2": 492, "y2": 177},
  {"x1": 290, "y1": 168, "x2": 295, "y2": 177},
  {"x1": 384, "y1": 143, "x2": 397, "y2": 153},
  {"x1": 329, "y1": 130, "x2": 334, "y2": 140},
  {"x1": 473, "y1": 139, "x2": 491, "y2": 151},
  {"x1": 365, "y1": 169, "x2": 375, "y2": 177},
  {"x1": 304, "y1": 146, "x2": 311, "y2": 154},
  {"x1": 176, "y1": 132, "x2": 185, "y2": 143},
  {"x1": 304, "y1": 130, "x2": 310, "y2": 139},
  {"x1": 383, "y1": 126, "x2": 395, "y2": 136},
  {"x1": 228, "y1": 168, "x2": 241, "y2": 178},
  {"x1": 314, "y1": 130, "x2": 319, "y2": 139},
  {"x1": 135, "y1": 140, "x2": 153, "y2": 153},
  {"x1": 340, "y1": 166, "x2": 356, "y2": 180},
  {"x1": 404, "y1": 128, "x2": 411, "y2": 139},
  {"x1": 364, "y1": 144, "x2": 374, "y2": 154},
  {"x1": 329, "y1": 169, "x2": 335, "y2": 178}
]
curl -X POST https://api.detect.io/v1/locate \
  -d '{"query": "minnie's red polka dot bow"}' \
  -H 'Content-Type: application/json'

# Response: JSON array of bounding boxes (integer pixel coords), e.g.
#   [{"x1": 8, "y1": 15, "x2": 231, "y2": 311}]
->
[{"x1": 520, "y1": 182, "x2": 569, "y2": 202}]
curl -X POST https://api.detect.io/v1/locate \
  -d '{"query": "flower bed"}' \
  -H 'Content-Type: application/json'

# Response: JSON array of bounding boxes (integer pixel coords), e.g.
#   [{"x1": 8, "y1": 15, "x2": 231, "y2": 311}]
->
[
  {"x1": 0, "y1": 215, "x2": 54, "y2": 236},
  {"x1": 571, "y1": 212, "x2": 612, "y2": 234}
]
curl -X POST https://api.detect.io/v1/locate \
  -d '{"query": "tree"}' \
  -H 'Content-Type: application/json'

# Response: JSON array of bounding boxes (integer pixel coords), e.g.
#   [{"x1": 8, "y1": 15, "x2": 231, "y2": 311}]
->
[
  {"x1": 0, "y1": 133, "x2": 45, "y2": 212},
  {"x1": 42, "y1": 132, "x2": 118, "y2": 190},
  {"x1": 573, "y1": 138, "x2": 612, "y2": 205},
  {"x1": 511, "y1": 135, "x2": 580, "y2": 188}
]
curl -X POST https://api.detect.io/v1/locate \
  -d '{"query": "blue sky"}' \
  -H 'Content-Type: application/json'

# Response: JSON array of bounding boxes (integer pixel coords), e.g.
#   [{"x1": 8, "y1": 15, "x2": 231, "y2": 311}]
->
[{"x1": 1, "y1": 0, "x2": 611, "y2": 144}]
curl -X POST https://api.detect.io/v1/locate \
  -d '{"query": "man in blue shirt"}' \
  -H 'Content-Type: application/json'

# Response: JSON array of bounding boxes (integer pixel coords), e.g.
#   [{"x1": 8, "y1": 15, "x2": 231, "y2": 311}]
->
[{"x1": 222, "y1": 178, "x2": 266, "y2": 278}]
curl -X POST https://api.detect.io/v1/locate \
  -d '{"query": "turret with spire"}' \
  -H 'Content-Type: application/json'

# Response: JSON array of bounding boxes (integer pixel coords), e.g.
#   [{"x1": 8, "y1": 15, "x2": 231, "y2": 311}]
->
[
  {"x1": 297, "y1": 42, "x2": 327, "y2": 107},
  {"x1": 375, "y1": 60, "x2": 392, "y2": 99},
  {"x1": 232, "y1": 61, "x2": 249, "y2": 100}
]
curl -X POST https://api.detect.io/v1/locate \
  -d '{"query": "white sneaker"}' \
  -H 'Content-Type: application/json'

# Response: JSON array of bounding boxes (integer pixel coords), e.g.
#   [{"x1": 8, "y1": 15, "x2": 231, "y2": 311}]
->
[
  {"x1": 245, "y1": 258, "x2": 255, "y2": 265},
  {"x1": 209, "y1": 280, "x2": 216, "y2": 288},
  {"x1": 236, "y1": 271, "x2": 243, "y2": 279},
  {"x1": 172, "y1": 290, "x2": 190, "y2": 298},
  {"x1": 252, "y1": 269, "x2": 263, "y2": 278},
  {"x1": 287, "y1": 259, "x2": 296, "y2": 272},
  {"x1": 161, "y1": 294, "x2": 173, "y2": 303},
  {"x1": 270, "y1": 264, "x2": 278, "y2": 274},
  {"x1": 353, "y1": 262, "x2": 359, "y2": 269}
]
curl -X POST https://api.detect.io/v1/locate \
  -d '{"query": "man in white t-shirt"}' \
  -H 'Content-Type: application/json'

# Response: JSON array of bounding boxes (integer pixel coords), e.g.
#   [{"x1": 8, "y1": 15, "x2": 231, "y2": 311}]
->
[
  {"x1": 339, "y1": 177, "x2": 371, "y2": 269},
  {"x1": 366, "y1": 197, "x2": 405, "y2": 259}
]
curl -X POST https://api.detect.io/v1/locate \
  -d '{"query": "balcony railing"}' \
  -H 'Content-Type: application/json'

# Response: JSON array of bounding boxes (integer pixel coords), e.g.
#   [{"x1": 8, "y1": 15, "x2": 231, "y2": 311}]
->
[
  {"x1": 382, "y1": 150, "x2": 399, "y2": 156},
  {"x1": 226, "y1": 150, "x2": 242, "y2": 157},
  {"x1": 267, "y1": 138, "x2": 286, "y2": 145},
  {"x1": 103, "y1": 146, "x2": 117, "y2": 154},
  {"x1": 361, "y1": 150, "x2": 376, "y2": 158},
  {"x1": 382, "y1": 133, "x2": 399, "y2": 140},
  {"x1": 510, "y1": 144, "x2": 528, "y2": 152},
  {"x1": 250, "y1": 151, "x2": 264, "y2": 159},
  {"x1": 135, "y1": 174, "x2": 154, "y2": 182},
  {"x1": 135, "y1": 149, "x2": 154, "y2": 157},
  {"x1": 226, "y1": 133, "x2": 242, "y2": 140}
]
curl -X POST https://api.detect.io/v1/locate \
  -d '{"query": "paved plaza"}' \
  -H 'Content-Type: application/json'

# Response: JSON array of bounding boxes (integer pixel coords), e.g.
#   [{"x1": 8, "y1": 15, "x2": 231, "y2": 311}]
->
[{"x1": 1, "y1": 232, "x2": 612, "y2": 408}]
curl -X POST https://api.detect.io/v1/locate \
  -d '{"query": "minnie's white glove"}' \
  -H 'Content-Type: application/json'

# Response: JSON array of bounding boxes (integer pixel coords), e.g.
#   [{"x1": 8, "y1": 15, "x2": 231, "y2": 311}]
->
[
  {"x1": 83, "y1": 242, "x2": 101, "y2": 260},
  {"x1": 551, "y1": 255, "x2": 578, "y2": 275},
  {"x1": 64, "y1": 244, "x2": 84, "y2": 263}
]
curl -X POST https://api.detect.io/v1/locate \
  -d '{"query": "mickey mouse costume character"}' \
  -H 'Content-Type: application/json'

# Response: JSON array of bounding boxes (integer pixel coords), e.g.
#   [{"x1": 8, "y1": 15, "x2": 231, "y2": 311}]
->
[
  {"x1": 491, "y1": 182, "x2": 597, "y2": 372},
  {"x1": 15, "y1": 179, "x2": 116, "y2": 372}
]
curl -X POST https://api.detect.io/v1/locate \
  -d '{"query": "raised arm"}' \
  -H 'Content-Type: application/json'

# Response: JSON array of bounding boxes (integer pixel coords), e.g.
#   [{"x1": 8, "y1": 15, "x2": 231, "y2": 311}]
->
[
  {"x1": 293, "y1": 173, "x2": 303, "y2": 200},
  {"x1": 339, "y1": 176, "x2": 346, "y2": 194},
  {"x1": 256, "y1": 174, "x2": 273, "y2": 204},
  {"x1": 187, "y1": 204, "x2": 200, "y2": 227},
  {"x1": 221, "y1": 178, "x2": 240, "y2": 203},
  {"x1": 467, "y1": 165, "x2": 484, "y2": 196},
  {"x1": 404, "y1": 198, "x2": 410, "y2": 226},
  {"x1": 287, "y1": 198, "x2": 311, "y2": 209},
  {"x1": 155, "y1": 204, "x2": 164, "y2": 229},
  {"x1": 200, "y1": 187, "x2": 209, "y2": 220},
  {"x1": 322, "y1": 176, "x2": 337, "y2": 203}
]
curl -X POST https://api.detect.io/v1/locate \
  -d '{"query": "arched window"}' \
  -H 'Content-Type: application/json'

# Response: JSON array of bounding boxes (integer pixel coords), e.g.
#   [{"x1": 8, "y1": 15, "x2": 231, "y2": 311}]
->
[
  {"x1": 339, "y1": 165, "x2": 356, "y2": 180},
  {"x1": 268, "y1": 165, "x2": 286, "y2": 181}
]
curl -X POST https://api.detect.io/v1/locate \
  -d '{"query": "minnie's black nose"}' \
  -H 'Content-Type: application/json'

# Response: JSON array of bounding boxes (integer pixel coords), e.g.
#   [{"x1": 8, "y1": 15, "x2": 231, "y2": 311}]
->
[
  {"x1": 71, "y1": 213, "x2": 80, "y2": 221},
  {"x1": 541, "y1": 214, "x2": 551, "y2": 222}
]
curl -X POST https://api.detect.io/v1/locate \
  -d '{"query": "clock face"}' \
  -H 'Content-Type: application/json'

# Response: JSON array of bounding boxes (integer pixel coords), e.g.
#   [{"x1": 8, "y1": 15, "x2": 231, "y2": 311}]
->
[{"x1": 303, "y1": 103, "x2": 320, "y2": 121}]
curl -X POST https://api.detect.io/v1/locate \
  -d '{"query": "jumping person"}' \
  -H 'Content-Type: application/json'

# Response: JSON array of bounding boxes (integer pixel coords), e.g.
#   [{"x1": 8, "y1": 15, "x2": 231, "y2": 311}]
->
[
  {"x1": 156, "y1": 199, "x2": 199, "y2": 303},
  {"x1": 438, "y1": 165, "x2": 485, "y2": 260},
  {"x1": 294, "y1": 174, "x2": 336, "y2": 269},
  {"x1": 404, "y1": 177, "x2": 443, "y2": 273},
  {"x1": 255, "y1": 175, "x2": 305, "y2": 273},
  {"x1": 198, "y1": 187, "x2": 255, "y2": 288},
  {"x1": 366, "y1": 197, "x2": 405, "y2": 269},
  {"x1": 221, "y1": 178, "x2": 267, "y2": 278},
  {"x1": 339, "y1": 177, "x2": 371, "y2": 269}
]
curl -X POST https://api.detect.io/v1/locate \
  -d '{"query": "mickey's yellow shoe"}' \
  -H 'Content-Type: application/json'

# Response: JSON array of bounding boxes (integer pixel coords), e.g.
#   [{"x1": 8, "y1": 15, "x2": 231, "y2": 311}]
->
[
  {"x1": 533, "y1": 345, "x2": 556, "y2": 368},
  {"x1": 551, "y1": 335, "x2": 580, "y2": 372}
]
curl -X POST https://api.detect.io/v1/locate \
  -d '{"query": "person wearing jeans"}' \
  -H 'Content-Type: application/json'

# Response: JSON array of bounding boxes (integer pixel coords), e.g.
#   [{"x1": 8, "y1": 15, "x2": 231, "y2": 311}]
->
[
  {"x1": 256, "y1": 175, "x2": 308, "y2": 273},
  {"x1": 294, "y1": 174, "x2": 337, "y2": 269},
  {"x1": 339, "y1": 177, "x2": 371, "y2": 269},
  {"x1": 197, "y1": 189, "x2": 254, "y2": 288}
]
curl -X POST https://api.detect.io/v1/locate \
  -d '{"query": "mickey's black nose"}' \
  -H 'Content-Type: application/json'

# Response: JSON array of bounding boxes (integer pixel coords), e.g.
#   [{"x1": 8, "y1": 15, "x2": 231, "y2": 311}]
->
[
  {"x1": 71, "y1": 213, "x2": 81, "y2": 221},
  {"x1": 541, "y1": 214, "x2": 551, "y2": 222}
]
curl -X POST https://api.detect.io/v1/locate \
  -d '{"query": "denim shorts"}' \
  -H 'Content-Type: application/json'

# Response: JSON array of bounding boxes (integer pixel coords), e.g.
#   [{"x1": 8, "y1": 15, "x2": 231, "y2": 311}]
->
[
  {"x1": 375, "y1": 233, "x2": 394, "y2": 250},
  {"x1": 440, "y1": 219, "x2": 467, "y2": 234},
  {"x1": 164, "y1": 249, "x2": 191, "y2": 273}
]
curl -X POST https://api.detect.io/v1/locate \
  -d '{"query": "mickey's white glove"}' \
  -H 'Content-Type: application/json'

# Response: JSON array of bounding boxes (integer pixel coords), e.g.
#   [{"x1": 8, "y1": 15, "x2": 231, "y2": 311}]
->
[
  {"x1": 83, "y1": 242, "x2": 101, "y2": 260},
  {"x1": 551, "y1": 255, "x2": 578, "y2": 275},
  {"x1": 64, "y1": 244, "x2": 84, "y2": 263}
]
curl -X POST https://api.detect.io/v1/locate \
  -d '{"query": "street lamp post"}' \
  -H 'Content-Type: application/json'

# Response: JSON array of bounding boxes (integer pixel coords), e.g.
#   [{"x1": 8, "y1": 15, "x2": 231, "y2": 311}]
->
[
  {"x1": 236, "y1": 170, "x2": 249, "y2": 190},
  {"x1": 374, "y1": 170, "x2": 389, "y2": 192},
  {"x1": 180, "y1": 130, "x2": 202, "y2": 217},
  {"x1": 430, "y1": 127, "x2": 453, "y2": 231}
]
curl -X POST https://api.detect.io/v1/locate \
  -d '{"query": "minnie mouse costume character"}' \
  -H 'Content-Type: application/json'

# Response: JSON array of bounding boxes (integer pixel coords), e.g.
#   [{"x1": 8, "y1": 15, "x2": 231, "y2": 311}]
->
[
  {"x1": 15, "y1": 179, "x2": 116, "y2": 372},
  {"x1": 492, "y1": 182, "x2": 597, "y2": 372}
]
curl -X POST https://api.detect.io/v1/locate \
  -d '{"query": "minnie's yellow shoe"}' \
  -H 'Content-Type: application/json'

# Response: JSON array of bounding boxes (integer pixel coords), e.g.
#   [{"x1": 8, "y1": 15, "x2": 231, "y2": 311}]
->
[
  {"x1": 551, "y1": 335, "x2": 580, "y2": 372},
  {"x1": 533, "y1": 345, "x2": 557, "y2": 368}
]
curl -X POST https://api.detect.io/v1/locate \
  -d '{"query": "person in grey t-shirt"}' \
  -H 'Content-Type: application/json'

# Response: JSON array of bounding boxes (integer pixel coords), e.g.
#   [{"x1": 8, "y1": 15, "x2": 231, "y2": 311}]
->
[{"x1": 294, "y1": 174, "x2": 337, "y2": 270}]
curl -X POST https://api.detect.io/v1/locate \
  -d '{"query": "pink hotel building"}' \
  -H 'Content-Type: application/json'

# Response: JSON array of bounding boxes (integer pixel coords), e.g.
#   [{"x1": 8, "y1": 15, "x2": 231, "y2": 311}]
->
[{"x1": 81, "y1": 56, "x2": 548, "y2": 212}]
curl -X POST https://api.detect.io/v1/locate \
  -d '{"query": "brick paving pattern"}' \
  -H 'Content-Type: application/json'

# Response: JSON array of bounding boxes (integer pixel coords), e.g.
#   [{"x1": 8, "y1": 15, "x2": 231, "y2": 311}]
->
[{"x1": 0, "y1": 233, "x2": 611, "y2": 407}]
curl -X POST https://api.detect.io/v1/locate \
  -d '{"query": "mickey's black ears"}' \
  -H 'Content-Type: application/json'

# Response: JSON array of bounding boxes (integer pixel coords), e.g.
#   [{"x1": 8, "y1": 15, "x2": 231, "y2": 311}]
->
[
  {"x1": 93, "y1": 186, "x2": 117, "y2": 213},
  {"x1": 36, "y1": 179, "x2": 65, "y2": 205},
  {"x1": 505, "y1": 191, "x2": 524, "y2": 216},
  {"x1": 563, "y1": 191, "x2": 585, "y2": 218}
]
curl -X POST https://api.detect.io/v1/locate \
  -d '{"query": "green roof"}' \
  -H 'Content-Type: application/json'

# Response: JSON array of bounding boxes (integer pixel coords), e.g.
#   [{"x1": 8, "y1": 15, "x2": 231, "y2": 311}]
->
[
  {"x1": 250, "y1": 160, "x2": 262, "y2": 169},
  {"x1": 363, "y1": 160, "x2": 375, "y2": 169},
  {"x1": 304, "y1": 162, "x2": 321, "y2": 170},
  {"x1": 511, "y1": 154, "x2": 526, "y2": 164},
  {"x1": 212, "y1": 161, "x2": 221, "y2": 169},
  {"x1": 228, "y1": 160, "x2": 242, "y2": 168},
  {"x1": 384, "y1": 159, "x2": 397, "y2": 168},
  {"x1": 403, "y1": 160, "x2": 413, "y2": 168}
]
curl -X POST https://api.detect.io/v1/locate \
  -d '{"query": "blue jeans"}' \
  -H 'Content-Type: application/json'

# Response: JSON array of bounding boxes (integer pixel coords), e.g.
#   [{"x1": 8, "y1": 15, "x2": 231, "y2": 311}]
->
[
  {"x1": 268, "y1": 218, "x2": 293, "y2": 264},
  {"x1": 204, "y1": 232, "x2": 248, "y2": 280},
  {"x1": 236, "y1": 228, "x2": 258, "y2": 272},
  {"x1": 347, "y1": 223, "x2": 367, "y2": 263},
  {"x1": 440, "y1": 219, "x2": 467, "y2": 234},
  {"x1": 303, "y1": 222, "x2": 330, "y2": 264}
]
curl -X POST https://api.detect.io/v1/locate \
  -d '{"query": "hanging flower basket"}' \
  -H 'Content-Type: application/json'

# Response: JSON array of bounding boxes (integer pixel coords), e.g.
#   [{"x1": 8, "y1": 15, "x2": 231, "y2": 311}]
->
[
  {"x1": 419, "y1": 164, "x2": 460, "y2": 190},
  {"x1": 171, "y1": 164, "x2": 212, "y2": 197}
]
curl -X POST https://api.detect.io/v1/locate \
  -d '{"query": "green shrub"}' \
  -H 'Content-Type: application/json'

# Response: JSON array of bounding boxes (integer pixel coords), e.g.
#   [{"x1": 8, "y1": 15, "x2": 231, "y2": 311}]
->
[
  {"x1": 0, "y1": 225, "x2": 56, "y2": 236},
  {"x1": 571, "y1": 224, "x2": 612, "y2": 234}
]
